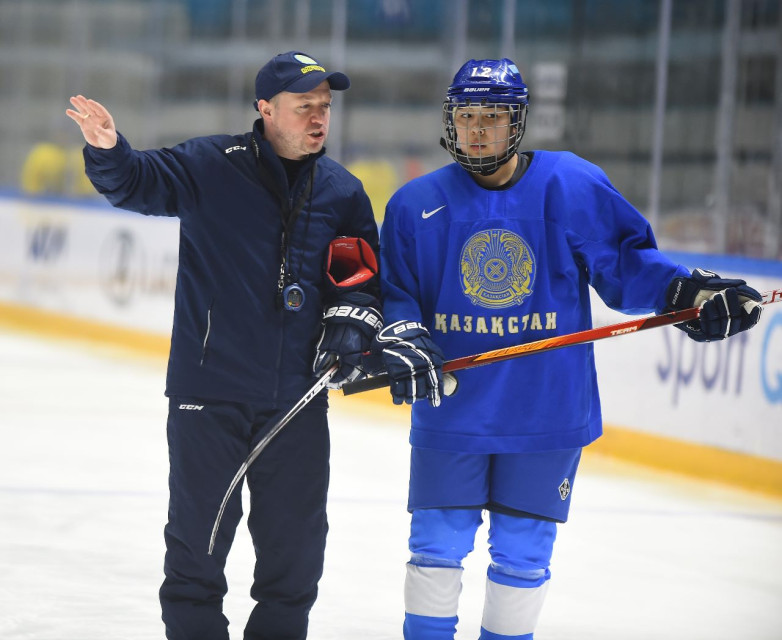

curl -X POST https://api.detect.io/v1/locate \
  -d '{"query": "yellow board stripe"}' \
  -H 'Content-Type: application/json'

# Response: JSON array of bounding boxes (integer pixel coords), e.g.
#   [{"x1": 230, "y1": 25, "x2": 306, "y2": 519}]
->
[
  {"x1": 2, "y1": 301, "x2": 781, "y2": 497},
  {"x1": 592, "y1": 423, "x2": 782, "y2": 498},
  {"x1": 0, "y1": 301, "x2": 169, "y2": 360}
]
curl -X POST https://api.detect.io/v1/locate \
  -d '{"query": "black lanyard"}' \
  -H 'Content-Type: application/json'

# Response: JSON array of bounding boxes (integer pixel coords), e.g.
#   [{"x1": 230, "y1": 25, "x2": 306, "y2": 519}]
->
[
  {"x1": 277, "y1": 167, "x2": 315, "y2": 306},
  {"x1": 251, "y1": 137, "x2": 316, "y2": 309}
]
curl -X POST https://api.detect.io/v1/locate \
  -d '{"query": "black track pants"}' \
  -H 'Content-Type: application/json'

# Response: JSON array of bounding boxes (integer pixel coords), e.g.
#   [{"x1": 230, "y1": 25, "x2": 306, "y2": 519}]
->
[{"x1": 159, "y1": 398, "x2": 330, "y2": 640}]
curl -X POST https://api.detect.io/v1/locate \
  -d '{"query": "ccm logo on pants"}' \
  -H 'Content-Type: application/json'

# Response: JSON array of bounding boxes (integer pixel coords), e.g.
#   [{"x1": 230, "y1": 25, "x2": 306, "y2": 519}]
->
[{"x1": 179, "y1": 404, "x2": 204, "y2": 411}]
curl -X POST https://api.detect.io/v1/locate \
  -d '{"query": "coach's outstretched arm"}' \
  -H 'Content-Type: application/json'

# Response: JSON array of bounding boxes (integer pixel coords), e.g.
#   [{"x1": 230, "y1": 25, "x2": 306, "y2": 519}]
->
[{"x1": 65, "y1": 95, "x2": 117, "y2": 149}]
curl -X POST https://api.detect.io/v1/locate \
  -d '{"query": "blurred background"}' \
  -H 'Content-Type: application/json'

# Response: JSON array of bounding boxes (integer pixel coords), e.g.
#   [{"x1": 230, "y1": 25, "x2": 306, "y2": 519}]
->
[
  {"x1": 1, "y1": 0, "x2": 780, "y2": 257},
  {"x1": 2, "y1": 7, "x2": 781, "y2": 636}
]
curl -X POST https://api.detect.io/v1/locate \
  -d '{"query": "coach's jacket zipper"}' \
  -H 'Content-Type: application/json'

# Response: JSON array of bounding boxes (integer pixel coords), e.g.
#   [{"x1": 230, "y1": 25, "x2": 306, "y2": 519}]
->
[{"x1": 200, "y1": 303, "x2": 213, "y2": 366}]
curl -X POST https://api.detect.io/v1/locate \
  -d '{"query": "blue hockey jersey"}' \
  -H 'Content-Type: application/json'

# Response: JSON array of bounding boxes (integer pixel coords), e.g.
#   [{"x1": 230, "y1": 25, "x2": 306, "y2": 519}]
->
[{"x1": 380, "y1": 150, "x2": 688, "y2": 453}]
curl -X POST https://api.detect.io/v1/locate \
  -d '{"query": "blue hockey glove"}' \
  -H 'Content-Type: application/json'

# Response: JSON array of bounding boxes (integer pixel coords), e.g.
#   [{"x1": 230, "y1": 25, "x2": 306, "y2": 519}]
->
[
  {"x1": 373, "y1": 320, "x2": 445, "y2": 407},
  {"x1": 665, "y1": 268, "x2": 763, "y2": 342},
  {"x1": 313, "y1": 292, "x2": 383, "y2": 389}
]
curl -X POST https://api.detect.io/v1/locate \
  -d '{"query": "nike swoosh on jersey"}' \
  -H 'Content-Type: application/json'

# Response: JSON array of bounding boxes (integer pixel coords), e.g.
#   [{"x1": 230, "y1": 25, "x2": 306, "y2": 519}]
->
[{"x1": 422, "y1": 205, "x2": 446, "y2": 219}]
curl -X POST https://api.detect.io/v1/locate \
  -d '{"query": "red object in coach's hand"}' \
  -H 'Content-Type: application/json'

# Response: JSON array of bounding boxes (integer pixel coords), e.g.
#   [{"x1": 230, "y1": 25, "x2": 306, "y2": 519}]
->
[{"x1": 324, "y1": 236, "x2": 378, "y2": 293}]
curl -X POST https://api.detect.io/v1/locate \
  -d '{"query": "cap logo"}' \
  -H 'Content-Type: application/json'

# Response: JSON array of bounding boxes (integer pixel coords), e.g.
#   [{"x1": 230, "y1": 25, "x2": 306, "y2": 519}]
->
[
  {"x1": 300, "y1": 64, "x2": 325, "y2": 75},
  {"x1": 294, "y1": 54, "x2": 319, "y2": 65}
]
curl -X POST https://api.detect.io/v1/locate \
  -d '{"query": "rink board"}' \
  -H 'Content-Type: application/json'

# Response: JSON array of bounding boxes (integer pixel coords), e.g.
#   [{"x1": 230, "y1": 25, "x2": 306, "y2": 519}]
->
[{"x1": 1, "y1": 194, "x2": 781, "y2": 495}]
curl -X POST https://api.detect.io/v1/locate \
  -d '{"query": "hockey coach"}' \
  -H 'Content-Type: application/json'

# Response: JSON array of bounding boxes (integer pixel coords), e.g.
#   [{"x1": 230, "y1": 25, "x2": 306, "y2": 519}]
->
[{"x1": 67, "y1": 51, "x2": 382, "y2": 640}]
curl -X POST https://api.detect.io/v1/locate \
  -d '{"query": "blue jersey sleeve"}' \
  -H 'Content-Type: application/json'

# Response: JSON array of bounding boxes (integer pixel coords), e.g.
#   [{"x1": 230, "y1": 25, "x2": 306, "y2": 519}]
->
[
  {"x1": 379, "y1": 197, "x2": 425, "y2": 325},
  {"x1": 556, "y1": 156, "x2": 688, "y2": 314}
]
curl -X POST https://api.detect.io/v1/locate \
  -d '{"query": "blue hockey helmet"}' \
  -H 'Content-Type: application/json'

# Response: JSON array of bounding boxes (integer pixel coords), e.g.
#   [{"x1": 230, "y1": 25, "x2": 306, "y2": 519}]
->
[{"x1": 442, "y1": 58, "x2": 529, "y2": 175}]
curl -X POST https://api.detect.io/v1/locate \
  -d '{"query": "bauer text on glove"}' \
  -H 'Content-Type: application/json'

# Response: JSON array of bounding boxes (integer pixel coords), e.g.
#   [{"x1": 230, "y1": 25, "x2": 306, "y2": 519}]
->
[{"x1": 313, "y1": 292, "x2": 383, "y2": 389}]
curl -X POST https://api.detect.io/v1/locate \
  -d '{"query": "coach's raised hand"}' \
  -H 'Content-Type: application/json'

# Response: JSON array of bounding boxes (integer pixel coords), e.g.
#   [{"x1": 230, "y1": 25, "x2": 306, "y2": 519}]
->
[{"x1": 65, "y1": 95, "x2": 117, "y2": 149}]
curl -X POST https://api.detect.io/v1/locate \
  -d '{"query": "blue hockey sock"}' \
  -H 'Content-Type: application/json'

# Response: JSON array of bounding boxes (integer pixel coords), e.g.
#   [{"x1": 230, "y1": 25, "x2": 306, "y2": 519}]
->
[
  {"x1": 479, "y1": 628, "x2": 533, "y2": 640},
  {"x1": 404, "y1": 612, "x2": 458, "y2": 640}
]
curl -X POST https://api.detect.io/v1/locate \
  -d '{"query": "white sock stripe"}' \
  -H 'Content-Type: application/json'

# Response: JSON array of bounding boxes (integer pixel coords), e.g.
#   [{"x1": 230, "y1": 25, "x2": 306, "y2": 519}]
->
[
  {"x1": 404, "y1": 564, "x2": 462, "y2": 618},
  {"x1": 481, "y1": 576, "x2": 549, "y2": 637}
]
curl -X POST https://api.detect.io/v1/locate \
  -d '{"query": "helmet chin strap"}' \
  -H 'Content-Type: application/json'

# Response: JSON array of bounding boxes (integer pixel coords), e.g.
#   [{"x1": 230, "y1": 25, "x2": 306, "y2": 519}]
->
[
  {"x1": 455, "y1": 147, "x2": 511, "y2": 175},
  {"x1": 471, "y1": 155, "x2": 505, "y2": 176},
  {"x1": 439, "y1": 140, "x2": 505, "y2": 175}
]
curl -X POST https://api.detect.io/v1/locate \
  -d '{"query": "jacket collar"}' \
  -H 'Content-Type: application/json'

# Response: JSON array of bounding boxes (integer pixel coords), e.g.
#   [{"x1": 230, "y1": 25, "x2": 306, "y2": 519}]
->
[{"x1": 251, "y1": 119, "x2": 325, "y2": 178}]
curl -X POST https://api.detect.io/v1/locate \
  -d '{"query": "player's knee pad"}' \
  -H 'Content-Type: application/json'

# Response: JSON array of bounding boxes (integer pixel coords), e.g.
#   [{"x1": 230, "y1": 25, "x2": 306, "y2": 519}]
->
[
  {"x1": 409, "y1": 507, "x2": 483, "y2": 565},
  {"x1": 487, "y1": 512, "x2": 556, "y2": 585}
]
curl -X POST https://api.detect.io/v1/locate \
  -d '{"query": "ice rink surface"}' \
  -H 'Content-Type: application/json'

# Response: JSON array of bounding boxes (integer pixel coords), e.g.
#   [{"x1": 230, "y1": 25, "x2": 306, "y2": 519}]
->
[{"x1": 1, "y1": 329, "x2": 781, "y2": 640}]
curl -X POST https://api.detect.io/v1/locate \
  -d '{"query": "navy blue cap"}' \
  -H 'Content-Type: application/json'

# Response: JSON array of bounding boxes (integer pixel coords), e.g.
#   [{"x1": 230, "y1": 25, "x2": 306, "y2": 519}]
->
[{"x1": 255, "y1": 51, "x2": 350, "y2": 103}]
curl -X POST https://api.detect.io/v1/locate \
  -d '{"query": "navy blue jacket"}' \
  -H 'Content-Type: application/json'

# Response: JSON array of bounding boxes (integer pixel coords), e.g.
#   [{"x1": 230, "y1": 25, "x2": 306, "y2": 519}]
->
[{"x1": 84, "y1": 120, "x2": 378, "y2": 407}]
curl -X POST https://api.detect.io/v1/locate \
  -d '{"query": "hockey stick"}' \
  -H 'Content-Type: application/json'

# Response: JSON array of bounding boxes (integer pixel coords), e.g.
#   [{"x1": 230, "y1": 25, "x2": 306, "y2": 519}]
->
[
  {"x1": 208, "y1": 362, "x2": 339, "y2": 555},
  {"x1": 342, "y1": 287, "x2": 782, "y2": 397}
]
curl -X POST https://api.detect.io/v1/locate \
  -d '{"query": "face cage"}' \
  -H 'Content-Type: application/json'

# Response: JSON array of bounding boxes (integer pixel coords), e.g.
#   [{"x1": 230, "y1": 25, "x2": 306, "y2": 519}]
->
[{"x1": 442, "y1": 101, "x2": 527, "y2": 175}]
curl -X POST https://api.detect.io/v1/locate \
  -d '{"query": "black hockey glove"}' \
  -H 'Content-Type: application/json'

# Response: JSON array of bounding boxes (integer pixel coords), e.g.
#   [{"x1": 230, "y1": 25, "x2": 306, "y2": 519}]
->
[
  {"x1": 665, "y1": 268, "x2": 763, "y2": 342},
  {"x1": 373, "y1": 320, "x2": 445, "y2": 407},
  {"x1": 313, "y1": 292, "x2": 383, "y2": 389}
]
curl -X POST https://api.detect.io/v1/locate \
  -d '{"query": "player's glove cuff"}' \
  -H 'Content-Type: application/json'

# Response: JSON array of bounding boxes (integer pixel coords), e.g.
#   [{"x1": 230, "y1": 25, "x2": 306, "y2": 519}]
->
[
  {"x1": 665, "y1": 268, "x2": 763, "y2": 342},
  {"x1": 313, "y1": 292, "x2": 383, "y2": 389},
  {"x1": 373, "y1": 320, "x2": 444, "y2": 407}
]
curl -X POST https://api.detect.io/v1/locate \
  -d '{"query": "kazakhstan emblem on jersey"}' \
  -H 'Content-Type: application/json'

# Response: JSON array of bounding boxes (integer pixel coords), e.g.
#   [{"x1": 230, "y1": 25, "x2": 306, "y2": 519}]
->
[{"x1": 460, "y1": 229, "x2": 535, "y2": 309}]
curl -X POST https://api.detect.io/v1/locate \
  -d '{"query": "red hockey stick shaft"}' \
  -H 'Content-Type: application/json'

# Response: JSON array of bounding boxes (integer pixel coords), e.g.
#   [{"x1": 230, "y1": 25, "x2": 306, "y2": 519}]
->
[{"x1": 341, "y1": 287, "x2": 782, "y2": 396}]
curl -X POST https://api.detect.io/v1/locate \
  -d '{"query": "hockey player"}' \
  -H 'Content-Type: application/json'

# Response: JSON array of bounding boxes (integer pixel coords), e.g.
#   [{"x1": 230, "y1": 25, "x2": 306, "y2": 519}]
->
[
  {"x1": 372, "y1": 58, "x2": 763, "y2": 639},
  {"x1": 67, "y1": 51, "x2": 381, "y2": 640}
]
